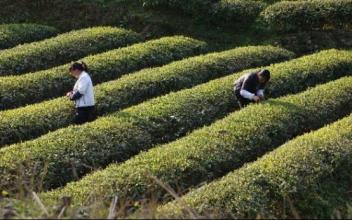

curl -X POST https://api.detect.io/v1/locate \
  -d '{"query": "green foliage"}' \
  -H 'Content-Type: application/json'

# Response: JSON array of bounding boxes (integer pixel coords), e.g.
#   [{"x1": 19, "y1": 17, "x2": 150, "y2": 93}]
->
[
  {"x1": 261, "y1": 0, "x2": 352, "y2": 32},
  {"x1": 158, "y1": 105, "x2": 352, "y2": 218},
  {"x1": 0, "y1": 0, "x2": 141, "y2": 31},
  {"x1": 0, "y1": 26, "x2": 141, "y2": 76},
  {"x1": 0, "y1": 23, "x2": 58, "y2": 50},
  {"x1": 140, "y1": 0, "x2": 265, "y2": 27},
  {"x1": 0, "y1": 36, "x2": 206, "y2": 110},
  {"x1": 40, "y1": 50, "x2": 352, "y2": 207},
  {"x1": 0, "y1": 45, "x2": 291, "y2": 147},
  {"x1": 0, "y1": 48, "x2": 345, "y2": 197},
  {"x1": 140, "y1": 0, "x2": 218, "y2": 14},
  {"x1": 0, "y1": 46, "x2": 292, "y2": 191},
  {"x1": 212, "y1": 0, "x2": 266, "y2": 25}
]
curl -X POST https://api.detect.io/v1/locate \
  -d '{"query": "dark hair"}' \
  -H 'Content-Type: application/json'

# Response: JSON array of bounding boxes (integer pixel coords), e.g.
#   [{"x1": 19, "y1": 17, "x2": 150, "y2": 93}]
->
[
  {"x1": 69, "y1": 62, "x2": 88, "y2": 72},
  {"x1": 258, "y1": 69, "x2": 270, "y2": 81}
]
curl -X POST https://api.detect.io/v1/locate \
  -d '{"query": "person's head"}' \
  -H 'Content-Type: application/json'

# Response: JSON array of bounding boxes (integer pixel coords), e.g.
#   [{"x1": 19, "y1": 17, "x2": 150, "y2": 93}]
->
[
  {"x1": 69, "y1": 62, "x2": 88, "y2": 78},
  {"x1": 257, "y1": 69, "x2": 271, "y2": 84}
]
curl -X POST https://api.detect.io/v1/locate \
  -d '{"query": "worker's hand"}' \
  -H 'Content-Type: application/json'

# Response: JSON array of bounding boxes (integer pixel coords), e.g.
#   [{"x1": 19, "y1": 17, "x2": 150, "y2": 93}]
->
[
  {"x1": 253, "y1": 96, "x2": 260, "y2": 102},
  {"x1": 66, "y1": 92, "x2": 72, "y2": 98}
]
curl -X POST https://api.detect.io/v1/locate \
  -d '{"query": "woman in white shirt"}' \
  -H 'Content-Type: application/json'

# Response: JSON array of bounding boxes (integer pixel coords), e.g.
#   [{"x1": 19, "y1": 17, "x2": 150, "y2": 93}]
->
[{"x1": 66, "y1": 62, "x2": 96, "y2": 124}]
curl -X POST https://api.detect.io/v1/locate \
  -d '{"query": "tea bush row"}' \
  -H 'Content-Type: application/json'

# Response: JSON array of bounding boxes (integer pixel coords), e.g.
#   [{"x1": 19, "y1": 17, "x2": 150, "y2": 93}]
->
[
  {"x1": 0, "y1": 23, "x2": 58, "y2": 49},
  {"x1": 0, "y1": 26, "x2": 141, "y2": 75}
]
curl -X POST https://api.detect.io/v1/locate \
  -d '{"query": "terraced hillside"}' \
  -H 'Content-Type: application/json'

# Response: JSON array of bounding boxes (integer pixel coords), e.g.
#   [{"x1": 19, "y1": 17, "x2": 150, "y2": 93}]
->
[{"x1": 0, "y1": 0, "x2": 351, "y2": 218}]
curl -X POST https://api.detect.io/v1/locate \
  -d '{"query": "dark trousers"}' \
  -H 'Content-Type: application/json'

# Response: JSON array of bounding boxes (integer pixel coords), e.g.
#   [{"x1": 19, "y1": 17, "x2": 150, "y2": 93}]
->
[
  {"x1": 75, "y1": 106, "x2": 96, "y2": 125},
  {"x1": 235, "y1": 90, "x2": 254, "y2": 109}
]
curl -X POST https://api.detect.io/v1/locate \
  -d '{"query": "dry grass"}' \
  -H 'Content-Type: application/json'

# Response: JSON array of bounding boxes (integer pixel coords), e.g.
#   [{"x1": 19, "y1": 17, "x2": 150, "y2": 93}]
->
[{"x1": 1, "y1": 175, "x2": 351, "y2": 219}]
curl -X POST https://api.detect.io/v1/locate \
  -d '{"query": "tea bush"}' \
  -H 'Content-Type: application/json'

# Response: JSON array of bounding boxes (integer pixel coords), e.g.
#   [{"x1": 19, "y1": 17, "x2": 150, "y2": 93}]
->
[
  {"x1": 0, "y1": 23, "x2": 58, "y2": 49},
  {"x1": 212, "y1": 0, "x2": 266, "y2": 25},
  {"x1": 0, "y1": 26, "x2": 141, "y2": 75},
  {"x1": 141, "y1": 0, "x2": 265, "y2": 26},
  {"x1": 140, "y1": 0, "x2": 216, "y2": 14},
  {"x1": 261, "y1": 0, "x2": 352, "y2": 32}
]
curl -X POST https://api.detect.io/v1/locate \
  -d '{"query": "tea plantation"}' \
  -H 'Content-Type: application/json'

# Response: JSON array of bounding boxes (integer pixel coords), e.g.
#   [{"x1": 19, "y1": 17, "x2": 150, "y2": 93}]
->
[{"x1": 0, "y1": 0, "x2": 351, "y2": 219}]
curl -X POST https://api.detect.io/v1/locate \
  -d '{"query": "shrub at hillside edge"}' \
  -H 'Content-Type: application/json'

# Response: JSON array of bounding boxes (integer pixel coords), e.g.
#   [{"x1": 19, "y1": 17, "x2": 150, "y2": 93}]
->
[{"x1": 261, "y1": 0, "x2": 352, "y2": 32}]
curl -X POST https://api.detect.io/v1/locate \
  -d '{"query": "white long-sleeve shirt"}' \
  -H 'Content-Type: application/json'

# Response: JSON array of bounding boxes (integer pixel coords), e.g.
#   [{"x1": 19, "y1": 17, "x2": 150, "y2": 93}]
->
[
  {"x1": 240, "y1": 89, "x2": 264, "y2": 100},
  {"x1": 72, "y1": 71, "x2": 95, "y2": 108}
]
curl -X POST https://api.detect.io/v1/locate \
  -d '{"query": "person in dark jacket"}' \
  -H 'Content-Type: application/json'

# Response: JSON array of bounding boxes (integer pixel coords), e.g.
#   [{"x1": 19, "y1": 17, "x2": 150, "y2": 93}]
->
[
  {"x1": 66, "y1": 62, "x2": 96, "y2": 124},
  {"x1": 234, "y1": 69, "x2": 271, "y2": 108}
]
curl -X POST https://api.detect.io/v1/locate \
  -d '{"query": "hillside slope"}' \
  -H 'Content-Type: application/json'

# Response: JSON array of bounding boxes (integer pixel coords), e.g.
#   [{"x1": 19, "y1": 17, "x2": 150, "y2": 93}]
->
[{"x1": 0, "y1": 0, "x2": 351, "y2": 53}]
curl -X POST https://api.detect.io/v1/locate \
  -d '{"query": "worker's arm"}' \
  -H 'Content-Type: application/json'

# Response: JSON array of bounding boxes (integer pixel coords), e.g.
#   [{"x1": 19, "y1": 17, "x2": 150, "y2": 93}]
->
[
  {"x1": 70, "y1": 91, "x2": 83, "y2": 100},
  {"x1": 257, "y1": 89, "x2": 265, "y2": 99},
  {"x1": 240, "y1": 90, "x2": 255, "y2": 100},
  {"x1": 70, "y1": 77, "x2": 89, "y2": 100}
]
